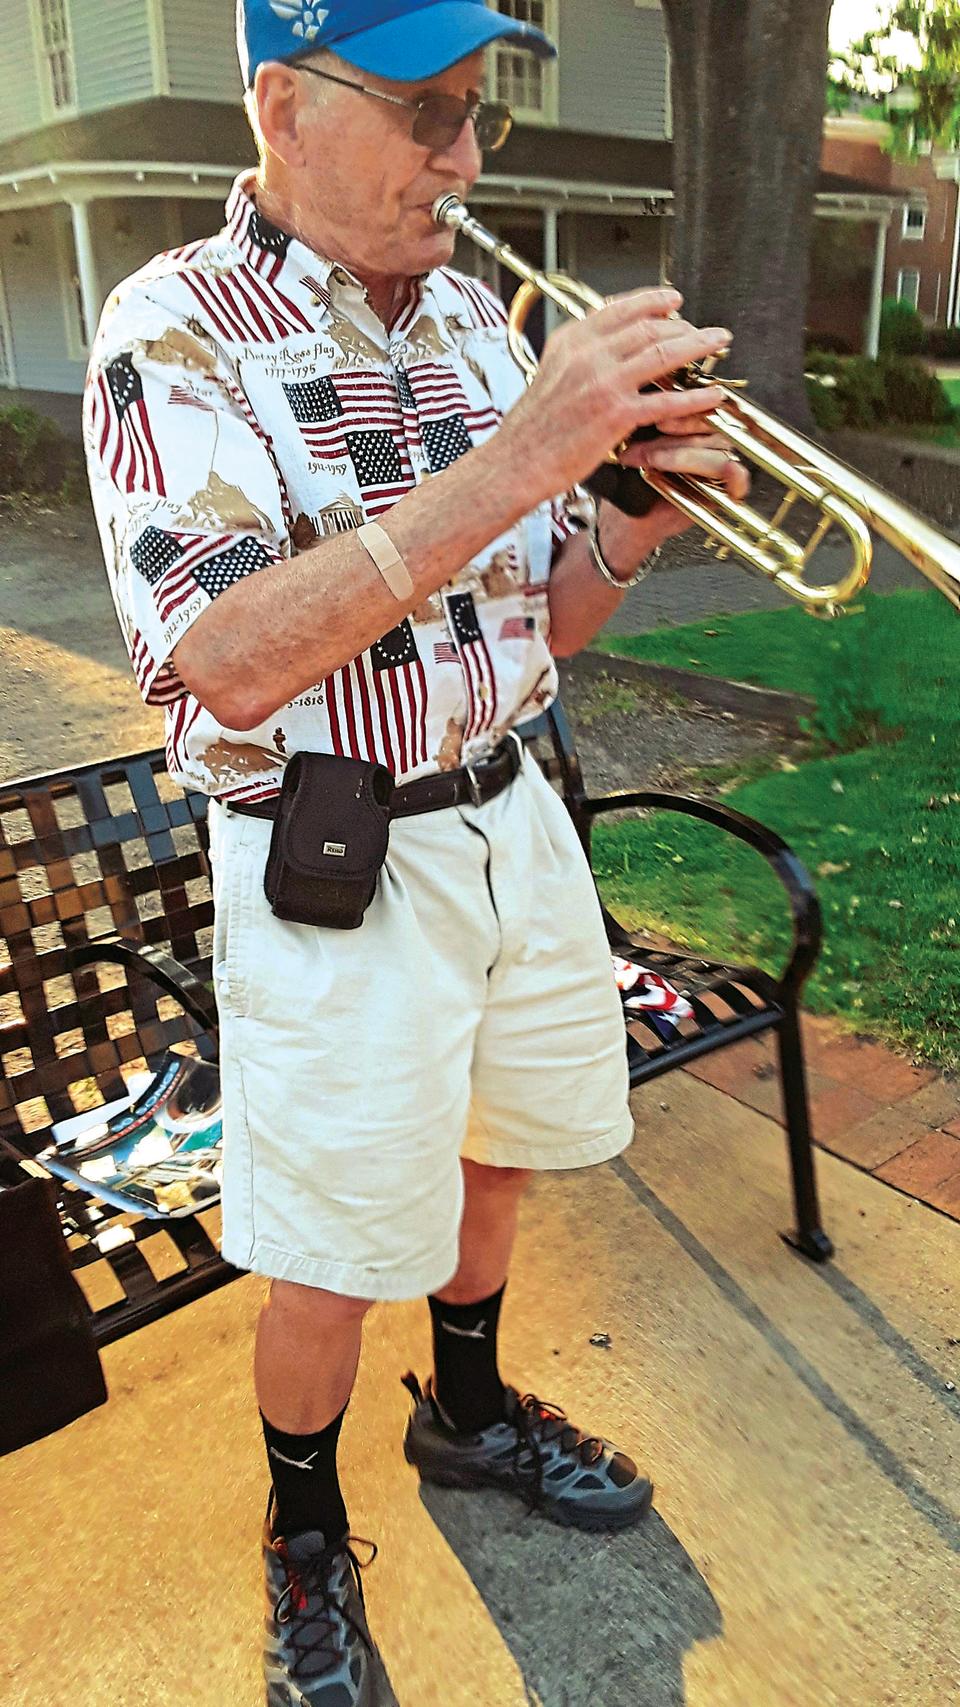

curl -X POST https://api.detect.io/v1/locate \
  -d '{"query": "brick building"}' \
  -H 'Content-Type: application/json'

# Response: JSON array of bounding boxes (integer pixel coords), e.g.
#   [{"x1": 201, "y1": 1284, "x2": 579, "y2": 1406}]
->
[{"x1": 811, "y1": 113, "x2": 960, "y2": 352}]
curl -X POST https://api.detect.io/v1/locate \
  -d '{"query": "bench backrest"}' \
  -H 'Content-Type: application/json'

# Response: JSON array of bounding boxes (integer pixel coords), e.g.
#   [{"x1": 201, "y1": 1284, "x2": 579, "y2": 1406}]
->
[
  {"x1": 0, "y1": 753, "x2": 213, "y2": 1168},
  {"x1": 0, "y1": 709, "x2": 583, "y2": 1168}
]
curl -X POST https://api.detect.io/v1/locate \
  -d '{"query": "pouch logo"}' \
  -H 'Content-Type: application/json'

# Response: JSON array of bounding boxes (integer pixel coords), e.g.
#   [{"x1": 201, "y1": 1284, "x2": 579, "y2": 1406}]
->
[{"x1": 323, "y1": 840, "x2": 347, "y2": 857}]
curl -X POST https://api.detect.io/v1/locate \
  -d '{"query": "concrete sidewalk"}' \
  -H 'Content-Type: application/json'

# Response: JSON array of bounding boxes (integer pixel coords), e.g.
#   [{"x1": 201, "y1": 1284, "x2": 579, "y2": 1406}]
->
[{"x1": 3, "y1": 1068, "x2": 959, "y2": 1707}]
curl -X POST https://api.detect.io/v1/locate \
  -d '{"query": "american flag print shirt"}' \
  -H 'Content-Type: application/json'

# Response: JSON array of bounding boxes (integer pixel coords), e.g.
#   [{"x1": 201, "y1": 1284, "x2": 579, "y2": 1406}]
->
[{"x1": 83, "y1": 174, "x2": 580, "y2": 804}]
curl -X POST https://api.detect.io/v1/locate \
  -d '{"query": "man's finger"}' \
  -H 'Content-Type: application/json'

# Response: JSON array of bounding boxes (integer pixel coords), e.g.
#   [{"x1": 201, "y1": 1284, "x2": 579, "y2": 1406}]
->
[
  {"x1": 630, "y1": 383, "x2": 726, "y2": 429},
  {"x1": 589, "y1": 287, "x2": 685, "y2": 332},
  {"x1": 628, "y1": 330, "x2": 731, "y2": 392},
  {"x1": 641, "y1": 446, "x2": 750, "y2": 501}
]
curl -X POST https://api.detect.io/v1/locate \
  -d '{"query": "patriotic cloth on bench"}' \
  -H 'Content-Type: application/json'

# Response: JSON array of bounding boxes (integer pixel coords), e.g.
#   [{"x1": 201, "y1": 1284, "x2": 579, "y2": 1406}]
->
[{"x1": 611, "y1": 954, "x2": 694, "y2": 1042}]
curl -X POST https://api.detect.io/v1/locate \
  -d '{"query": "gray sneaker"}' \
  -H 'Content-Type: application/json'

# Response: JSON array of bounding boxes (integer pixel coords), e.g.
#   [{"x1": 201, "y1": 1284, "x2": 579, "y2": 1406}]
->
[
  {"x1": 262, "y1": 1498, "x2": 399, "y2": 1706},
  {"x1": 401, "y1": 1373, "x2": 653, "y2": 1533}
]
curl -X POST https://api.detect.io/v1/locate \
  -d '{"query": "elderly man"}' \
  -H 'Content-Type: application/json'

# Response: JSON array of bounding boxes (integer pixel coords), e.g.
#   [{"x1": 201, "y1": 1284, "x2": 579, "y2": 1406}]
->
[{"x1": 84, "y1": 2, "x2": 746, "y2": 1701}]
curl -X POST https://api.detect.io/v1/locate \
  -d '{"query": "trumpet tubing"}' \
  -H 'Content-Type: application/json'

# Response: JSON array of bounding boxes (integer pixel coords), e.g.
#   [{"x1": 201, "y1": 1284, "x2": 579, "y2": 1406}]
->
[{"x1": 434, "y1": 194, "x2": 960, "y2": 617}]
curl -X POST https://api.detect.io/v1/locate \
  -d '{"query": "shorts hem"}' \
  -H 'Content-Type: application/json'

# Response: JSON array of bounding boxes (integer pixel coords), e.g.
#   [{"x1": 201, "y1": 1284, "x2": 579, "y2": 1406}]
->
[
  {"x1": 218, "y1": 1233, "x2": 461, "y2": 1303},
  {"x1": 462, "y1": 1112, "x2": 634, "y2": 1172}
]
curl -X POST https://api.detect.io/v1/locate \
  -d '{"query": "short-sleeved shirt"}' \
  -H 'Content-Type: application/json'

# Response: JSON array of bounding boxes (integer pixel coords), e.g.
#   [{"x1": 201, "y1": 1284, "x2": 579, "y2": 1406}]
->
[{"x1": 83, "y1": 173, "x2": 579, "y2": 804}]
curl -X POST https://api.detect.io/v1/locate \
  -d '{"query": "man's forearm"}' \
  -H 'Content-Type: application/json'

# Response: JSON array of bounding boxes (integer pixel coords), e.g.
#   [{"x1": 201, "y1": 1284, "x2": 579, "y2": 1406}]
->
[
  {"x1": 173, "y1": 427, "x2": 545, "y2": 730},
  {"x1": 548, "y1": 502, "x2": 664, "y2": 658}
]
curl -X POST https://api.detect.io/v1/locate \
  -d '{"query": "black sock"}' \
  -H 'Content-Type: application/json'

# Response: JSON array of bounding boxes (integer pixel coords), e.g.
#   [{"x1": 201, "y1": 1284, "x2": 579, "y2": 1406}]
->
[
  {"x1": 261, "y1": 1406, "x2": 348, "y2": 1543},
  {"x1": 428, "y1": 1285, "x2": 507, "y2": 1434}
]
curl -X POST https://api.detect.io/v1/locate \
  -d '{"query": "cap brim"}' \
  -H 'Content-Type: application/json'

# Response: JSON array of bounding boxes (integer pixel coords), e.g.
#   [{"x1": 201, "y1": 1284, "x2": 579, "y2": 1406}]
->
[{"x1": 330, "y1": 3, "x2": 556, "y2": 81}]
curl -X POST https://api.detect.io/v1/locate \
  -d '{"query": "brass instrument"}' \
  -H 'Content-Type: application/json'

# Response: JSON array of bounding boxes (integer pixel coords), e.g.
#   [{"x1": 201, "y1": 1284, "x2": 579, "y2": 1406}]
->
[{"x1": 434, "y1": 194, "x2": 960, "y2": 617}]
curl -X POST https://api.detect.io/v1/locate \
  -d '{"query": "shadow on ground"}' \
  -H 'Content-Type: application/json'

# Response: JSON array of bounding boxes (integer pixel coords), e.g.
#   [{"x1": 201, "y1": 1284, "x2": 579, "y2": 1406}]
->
[{"x1": 417, "y1": 1488, "x2": 721, "y2": 1707}]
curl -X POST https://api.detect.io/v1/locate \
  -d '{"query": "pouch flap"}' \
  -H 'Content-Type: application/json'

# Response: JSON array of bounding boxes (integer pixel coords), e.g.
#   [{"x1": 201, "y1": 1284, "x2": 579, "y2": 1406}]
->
[{"x1": 278, "y1": 752, "x2": 393, "y2": 880}]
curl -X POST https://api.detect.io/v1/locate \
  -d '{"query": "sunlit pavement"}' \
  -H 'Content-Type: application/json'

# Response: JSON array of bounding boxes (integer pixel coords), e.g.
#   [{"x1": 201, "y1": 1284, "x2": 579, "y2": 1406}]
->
[{"x1": 3, "y1": 1071, "x2": 959, "y2": 1706}]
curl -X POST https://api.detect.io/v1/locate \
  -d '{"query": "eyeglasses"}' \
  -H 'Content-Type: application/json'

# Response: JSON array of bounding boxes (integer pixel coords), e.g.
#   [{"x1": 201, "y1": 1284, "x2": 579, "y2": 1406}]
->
[{"x1": 296, "y1": 65, "x2": 513, "y2": 153}]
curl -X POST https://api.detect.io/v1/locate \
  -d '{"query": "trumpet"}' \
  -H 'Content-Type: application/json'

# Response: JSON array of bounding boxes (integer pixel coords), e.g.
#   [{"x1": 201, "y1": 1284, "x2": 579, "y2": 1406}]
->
[{"x1": 434, "y1": 194, "x2": 960, "y2": 618}]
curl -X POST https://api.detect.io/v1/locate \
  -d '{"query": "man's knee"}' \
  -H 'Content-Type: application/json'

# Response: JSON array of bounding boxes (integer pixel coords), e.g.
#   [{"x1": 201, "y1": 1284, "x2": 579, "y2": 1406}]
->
[
  {"x1": 264, "y1": 1278, "x2": 375, "y2": 1328},
  {"x1": 463, "y1": 1158, "x2": 533, "y2": 1194}
]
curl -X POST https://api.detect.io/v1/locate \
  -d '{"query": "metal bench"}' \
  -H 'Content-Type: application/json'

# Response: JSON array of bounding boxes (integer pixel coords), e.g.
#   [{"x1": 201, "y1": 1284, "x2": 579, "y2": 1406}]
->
[{"x1": 0, "y1": 704, "x2": 831, "y2": 1453}]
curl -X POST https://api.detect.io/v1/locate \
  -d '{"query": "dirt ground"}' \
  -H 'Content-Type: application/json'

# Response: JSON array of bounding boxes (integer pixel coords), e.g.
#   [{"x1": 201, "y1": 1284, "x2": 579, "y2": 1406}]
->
[{"x1": 0, "y1": 496, "x2": 798, "y2": 786}]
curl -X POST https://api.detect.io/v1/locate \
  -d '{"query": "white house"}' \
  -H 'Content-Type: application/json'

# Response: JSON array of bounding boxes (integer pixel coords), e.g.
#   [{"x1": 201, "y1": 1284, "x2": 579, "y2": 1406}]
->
[{"x1": 0, "y1": 0, "x2": 892, "y2": 421}]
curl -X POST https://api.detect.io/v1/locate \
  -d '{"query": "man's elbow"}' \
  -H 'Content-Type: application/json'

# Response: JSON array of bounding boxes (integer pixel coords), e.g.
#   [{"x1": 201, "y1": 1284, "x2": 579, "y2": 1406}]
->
[{"x1": 172, "y1": 633, "x2": 273, "y2": 732}]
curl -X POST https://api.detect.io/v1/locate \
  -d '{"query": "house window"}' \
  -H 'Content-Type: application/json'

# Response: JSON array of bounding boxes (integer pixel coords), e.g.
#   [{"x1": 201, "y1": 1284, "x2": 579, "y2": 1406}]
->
[
  {"x1": 902, "y1": 203, "x2": 926, "y2": 241},
  {"x1": 897, "y1": 267, "x2": 921, "y2": 310},
  {"x1": 34, "y1": 0, "x2": 75, "y2": 112},
  {"x1": 490, "y1": 1, "x2": 558, "y2": 122}
]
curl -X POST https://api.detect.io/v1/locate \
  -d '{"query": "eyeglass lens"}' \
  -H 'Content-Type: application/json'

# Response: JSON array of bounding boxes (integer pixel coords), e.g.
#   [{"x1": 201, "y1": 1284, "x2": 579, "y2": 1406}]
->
[{"x1": 411, "y1": 94, "x2": 512, "y2": 153}]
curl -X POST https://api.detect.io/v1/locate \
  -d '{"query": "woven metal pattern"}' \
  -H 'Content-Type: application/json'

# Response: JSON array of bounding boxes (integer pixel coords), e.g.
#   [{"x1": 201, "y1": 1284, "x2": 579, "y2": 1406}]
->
[{"x1": 0, "y1": 750, "x2": 212, "y2": 1164}]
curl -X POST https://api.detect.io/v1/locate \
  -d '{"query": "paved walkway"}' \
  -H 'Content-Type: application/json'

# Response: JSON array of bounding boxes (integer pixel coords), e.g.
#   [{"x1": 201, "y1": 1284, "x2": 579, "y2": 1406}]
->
[
  {"x1": 687, "y1": 1014, "x2": 960, "y2": 1226},
  {"x1": 606, "y1": 537, "x2": 925, "y2": 636},
  {"x1": 3, "y1": 1068, "x2": 959, "y2": 1707}
]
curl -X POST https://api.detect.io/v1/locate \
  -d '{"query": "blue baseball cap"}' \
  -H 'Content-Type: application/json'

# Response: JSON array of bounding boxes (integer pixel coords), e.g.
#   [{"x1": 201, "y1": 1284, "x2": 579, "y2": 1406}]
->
[{"x1": 237, "y1": 0, "x2": 557, "y2": 88}]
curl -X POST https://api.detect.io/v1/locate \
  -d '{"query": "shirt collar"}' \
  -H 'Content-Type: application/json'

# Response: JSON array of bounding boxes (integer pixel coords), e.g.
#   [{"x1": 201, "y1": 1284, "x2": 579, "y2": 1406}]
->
[{"x1": 223, "y1": 172, "x2": 430, "y2": 334}]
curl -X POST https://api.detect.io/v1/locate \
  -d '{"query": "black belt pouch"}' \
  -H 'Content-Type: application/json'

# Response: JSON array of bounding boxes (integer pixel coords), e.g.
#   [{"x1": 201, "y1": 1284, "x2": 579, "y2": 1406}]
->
[{"x1": 263, "y1": 751, "x2": 395, "y2": 929}]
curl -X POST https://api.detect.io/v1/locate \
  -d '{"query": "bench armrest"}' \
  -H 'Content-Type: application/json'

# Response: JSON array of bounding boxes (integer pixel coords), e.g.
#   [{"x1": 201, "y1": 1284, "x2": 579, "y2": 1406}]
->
[
  {"x1": 67, "y1": 938, "x2": 219, "y2": 1054},
  {"x1": 581, "y1": 789, "x2": 821, "y2": 996}
]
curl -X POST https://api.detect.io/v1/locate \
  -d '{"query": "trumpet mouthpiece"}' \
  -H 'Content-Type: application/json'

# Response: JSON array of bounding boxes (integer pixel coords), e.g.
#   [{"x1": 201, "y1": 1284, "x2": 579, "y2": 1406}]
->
[{"x1": 432, "y1": 194, "x2": 466, "y2": 229}]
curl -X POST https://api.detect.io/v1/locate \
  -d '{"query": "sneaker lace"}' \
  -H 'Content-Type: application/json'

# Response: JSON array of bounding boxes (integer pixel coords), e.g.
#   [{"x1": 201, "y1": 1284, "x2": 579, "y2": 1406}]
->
[
  {"x1": 512, "y1": 1393, "x2": 605, "y2": 1513},
  {"x1": 275, "y1": 1536, "x2": 377, "y2": 1682}
]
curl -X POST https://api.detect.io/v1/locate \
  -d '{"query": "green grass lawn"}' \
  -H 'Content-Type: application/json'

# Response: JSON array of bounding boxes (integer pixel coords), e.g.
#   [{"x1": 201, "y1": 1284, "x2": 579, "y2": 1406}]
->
[{"x1": 593, "y1": 589, "x2": 960, "y2": 1067}]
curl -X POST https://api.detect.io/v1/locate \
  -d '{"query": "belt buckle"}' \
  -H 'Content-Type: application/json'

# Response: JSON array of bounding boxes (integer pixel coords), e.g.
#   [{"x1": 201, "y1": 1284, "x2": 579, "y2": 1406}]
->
[{"x1": 464, "y1": 759, "x2": 484, "y2": 809}]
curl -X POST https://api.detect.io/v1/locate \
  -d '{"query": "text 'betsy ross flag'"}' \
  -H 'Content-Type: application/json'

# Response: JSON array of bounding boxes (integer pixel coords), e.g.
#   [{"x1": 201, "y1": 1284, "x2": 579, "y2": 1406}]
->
[
  {"x1": 91, "y1": 353, "x2": 166, "y2": 497},
  {"x1": 325, "y1": 618, "x2": 429, "y2": 777}
]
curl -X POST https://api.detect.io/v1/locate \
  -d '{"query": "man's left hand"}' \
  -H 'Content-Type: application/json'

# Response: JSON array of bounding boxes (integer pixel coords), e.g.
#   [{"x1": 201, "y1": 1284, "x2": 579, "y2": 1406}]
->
[{"x1": 619, "y1": 409, "x2": 750, "y2": 544}]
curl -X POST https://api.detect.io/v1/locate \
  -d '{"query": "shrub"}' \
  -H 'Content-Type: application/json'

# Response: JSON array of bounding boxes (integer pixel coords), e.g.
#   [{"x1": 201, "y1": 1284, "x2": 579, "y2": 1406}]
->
[
  {"x1": 879, "y1": 296, "x2": 927, "y2": 357},
  {"x1": 806, "y1": 375, "x2": 842, "y2": 432},
  {"x1": 804, "y1": 348, "x2": 844, "y2": 377},
  {"x1": 879, "y1": 356, "x2": 952, "y2": 425},
  {"x1": 0, "y1": 405, "x2": 77, "y2": 496},
  {"x1": 927, "y1": 326, "x2": 960, "y2": 360},
  {"x1": 833, "y1": 356, "x2": 888, "y2": 429}
]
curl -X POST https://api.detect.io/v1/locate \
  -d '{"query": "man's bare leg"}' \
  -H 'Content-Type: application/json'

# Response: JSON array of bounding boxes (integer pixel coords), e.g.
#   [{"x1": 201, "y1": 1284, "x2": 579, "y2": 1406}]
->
[
  {"x1": 427, "y1": 1159, "x2": 532, "y2": 1430},
  {"x1": 256, "y1": 1281, "x2": 373, "y2": 1539}
]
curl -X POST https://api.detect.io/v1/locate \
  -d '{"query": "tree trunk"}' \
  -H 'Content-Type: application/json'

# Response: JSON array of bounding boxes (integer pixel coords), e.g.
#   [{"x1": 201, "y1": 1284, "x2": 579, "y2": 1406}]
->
[{"x1": 661, "y1": 0, "x2": 832, "y2": 424}]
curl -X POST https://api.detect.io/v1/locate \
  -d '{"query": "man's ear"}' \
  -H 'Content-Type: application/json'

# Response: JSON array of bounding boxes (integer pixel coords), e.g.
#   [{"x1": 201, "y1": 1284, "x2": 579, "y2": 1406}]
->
[{"x1": 254, "y1": 62, "x2": 311, "y2": 168}]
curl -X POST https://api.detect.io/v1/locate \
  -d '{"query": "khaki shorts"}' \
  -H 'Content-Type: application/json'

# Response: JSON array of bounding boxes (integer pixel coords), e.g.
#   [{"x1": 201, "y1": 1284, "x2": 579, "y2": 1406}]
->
[{"x1": 209, "y1": 752, "x2": 632, "y2": 1300}]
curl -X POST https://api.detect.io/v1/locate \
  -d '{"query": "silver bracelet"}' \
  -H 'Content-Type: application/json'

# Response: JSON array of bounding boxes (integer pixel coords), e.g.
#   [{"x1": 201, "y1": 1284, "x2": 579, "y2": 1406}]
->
[{"x1": 587, "y1": 512, "x2": 655, "y2": 590}]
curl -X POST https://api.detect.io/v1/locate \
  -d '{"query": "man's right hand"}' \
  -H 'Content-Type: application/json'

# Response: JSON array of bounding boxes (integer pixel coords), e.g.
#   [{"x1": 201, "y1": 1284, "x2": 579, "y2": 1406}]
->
[{"x1": 500, "y1": 287, "x2": 732, "y2": 503}]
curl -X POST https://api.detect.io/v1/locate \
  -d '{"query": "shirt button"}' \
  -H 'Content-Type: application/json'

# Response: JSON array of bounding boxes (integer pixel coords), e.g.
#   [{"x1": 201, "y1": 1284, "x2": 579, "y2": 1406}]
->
[{"x1": 330, "y1": 267, "x2": 350, "y2": 288}]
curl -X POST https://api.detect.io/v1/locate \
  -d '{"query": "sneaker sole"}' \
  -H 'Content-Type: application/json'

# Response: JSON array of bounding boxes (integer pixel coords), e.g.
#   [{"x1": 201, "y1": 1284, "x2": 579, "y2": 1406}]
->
[{"x1": 407, "y1": 1449, "x2": 654, "y2": 1533}]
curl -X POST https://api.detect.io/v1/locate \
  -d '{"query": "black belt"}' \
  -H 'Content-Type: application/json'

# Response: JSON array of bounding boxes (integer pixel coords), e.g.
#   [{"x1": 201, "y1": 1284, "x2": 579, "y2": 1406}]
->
[{"x1": 228, "y1": 732, "x2": 524, "y2": 822}]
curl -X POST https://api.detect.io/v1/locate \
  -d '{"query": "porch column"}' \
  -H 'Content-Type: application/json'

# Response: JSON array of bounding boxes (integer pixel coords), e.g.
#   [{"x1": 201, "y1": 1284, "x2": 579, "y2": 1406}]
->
[
  {"x1": 69, "y1": 199, "x2": 101, "y2": 348},
  {"x1": 864, "y1": 214, "x2": 889, "y2": 359},
  {"x1": 543, "y1": 204, "x2": 559, "y2": 337}
]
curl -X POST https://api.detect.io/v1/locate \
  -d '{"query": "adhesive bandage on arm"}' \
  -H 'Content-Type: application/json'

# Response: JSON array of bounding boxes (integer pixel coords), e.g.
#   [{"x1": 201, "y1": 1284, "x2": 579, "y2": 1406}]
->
[{"x1": 356, "y1": 522, "x2": 415, "y2": 601}]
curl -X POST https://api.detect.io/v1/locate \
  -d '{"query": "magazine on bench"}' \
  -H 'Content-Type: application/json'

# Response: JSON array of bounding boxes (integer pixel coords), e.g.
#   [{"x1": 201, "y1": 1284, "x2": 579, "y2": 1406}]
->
[{"x1": 38, "y1": 1052, "x2": 222, "y2": 1220}]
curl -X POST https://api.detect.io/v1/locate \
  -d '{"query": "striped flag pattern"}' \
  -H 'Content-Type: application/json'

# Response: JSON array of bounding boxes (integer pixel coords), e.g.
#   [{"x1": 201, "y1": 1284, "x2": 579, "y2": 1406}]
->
[
  {"x1": 182, "y1": 261, "x2": 313, "y2": 345},
  {"x1": 324, "y1": 618, "x2": 428, "y2": 774},
  {"x1": 446, "y1": 592, "x2": 497, "y2": 739},
  {"x1": 283, "y1": 373, "x2": 417, "y2": 515},
  {"x1": 131, "y1": 527, "x2": 274, "y2": 627},
  {"x1": 92, "y1": 354, "x2": 166, "y2": 496}
]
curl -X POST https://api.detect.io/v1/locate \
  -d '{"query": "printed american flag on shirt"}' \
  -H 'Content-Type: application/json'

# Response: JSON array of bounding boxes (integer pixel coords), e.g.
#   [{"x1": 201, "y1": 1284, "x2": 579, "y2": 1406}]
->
[
  {"x1": 131, "y1": 526, "x2": 274, "y2": 628},
  {"x1": 446, "y1": 591, "x2": 497, "y2": 739},
  {"x1": 325, "y1": 617, "x2": 429, "y2": 775},
  {"x1": 283, "y1": 373, "x2": 417, "y2": 515},
  {"x1": 91, "y1": 353, "x2": 166, "y2": 496}
]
